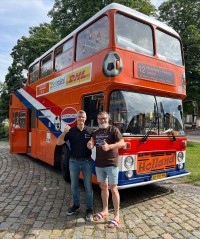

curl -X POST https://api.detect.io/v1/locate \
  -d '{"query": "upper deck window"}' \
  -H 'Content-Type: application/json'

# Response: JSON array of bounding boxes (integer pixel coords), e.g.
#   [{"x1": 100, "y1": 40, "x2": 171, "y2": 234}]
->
[
  {"x1": 55, "y1": 38, "x2": 73, "y2": 71},
  {"x1": 76, "y1": 16, "x2": 109, "y2": 61},
  {"x1": 115, "y1": 13, "x2": 153, "y2": 56},
  {"x1": 29, "y1": 63, "x2": 39, "y2": 84},
  {"x1": 40, "y1": 53, "x2": 53, "y2": 78},
  {"x1": 156, "y1": 30, "x2": 183, "y2": 66}
]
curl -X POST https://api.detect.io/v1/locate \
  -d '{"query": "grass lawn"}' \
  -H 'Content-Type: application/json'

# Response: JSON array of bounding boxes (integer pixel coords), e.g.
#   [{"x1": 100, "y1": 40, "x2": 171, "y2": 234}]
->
[{"x1": 178, "y1": 141, "x2": 200, "y2": 186}]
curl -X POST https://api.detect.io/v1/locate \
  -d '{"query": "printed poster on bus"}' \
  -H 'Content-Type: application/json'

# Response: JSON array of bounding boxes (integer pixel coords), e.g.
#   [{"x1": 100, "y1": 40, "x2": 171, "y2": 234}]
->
[{"x1": 36, "y1": 63, "x2": 92, "y2": 97}]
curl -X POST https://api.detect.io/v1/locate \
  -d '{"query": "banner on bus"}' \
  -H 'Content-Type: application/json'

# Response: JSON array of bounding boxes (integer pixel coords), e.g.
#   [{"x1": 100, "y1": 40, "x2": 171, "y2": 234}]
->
[{"x1": 36, "y1": 63, "x2": 92, "y2": 97}]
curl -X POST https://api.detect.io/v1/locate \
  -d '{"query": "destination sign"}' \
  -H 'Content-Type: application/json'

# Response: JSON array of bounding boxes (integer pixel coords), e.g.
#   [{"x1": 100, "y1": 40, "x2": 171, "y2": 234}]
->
[{"x1": 137, "y1": 63, "x2": 175, "y2": 85}]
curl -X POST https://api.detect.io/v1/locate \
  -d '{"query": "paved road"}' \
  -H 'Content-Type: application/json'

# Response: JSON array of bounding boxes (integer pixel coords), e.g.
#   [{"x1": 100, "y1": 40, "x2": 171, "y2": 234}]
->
[
  {"x1": 0, "y1": 141, "x2": 200, "y2": 239},
  {"x1": 186, "y1": 128, "x2": 200, "y2": 142}
]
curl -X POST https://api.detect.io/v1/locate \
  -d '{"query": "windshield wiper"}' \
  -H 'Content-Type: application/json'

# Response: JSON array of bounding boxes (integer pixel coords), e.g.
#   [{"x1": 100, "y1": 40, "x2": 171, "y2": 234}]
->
[
  {"x1": 163, "y1": 128, "x2": 176, "y2": 141},
  {"x1": 140, "y1": 103, "x2": 158, "y2": 143},
  {"x1": 160, "y1": 102, "x2": 166, "y2": 128},
  {"x1": 140, "y1": 118, "x2": 157, "y2": 143}
]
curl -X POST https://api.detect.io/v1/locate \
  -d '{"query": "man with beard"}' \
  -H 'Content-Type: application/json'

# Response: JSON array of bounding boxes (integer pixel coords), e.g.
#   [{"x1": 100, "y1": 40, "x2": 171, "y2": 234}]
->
[{"x1": 87, "y1": 112, "x2": 125, "y2": 228}]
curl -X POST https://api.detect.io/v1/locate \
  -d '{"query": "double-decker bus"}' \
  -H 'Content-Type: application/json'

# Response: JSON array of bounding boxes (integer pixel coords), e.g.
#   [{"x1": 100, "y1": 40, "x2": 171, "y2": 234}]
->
[{"x1": 9, "y1": 3, "x2": 190, "y2": 189}]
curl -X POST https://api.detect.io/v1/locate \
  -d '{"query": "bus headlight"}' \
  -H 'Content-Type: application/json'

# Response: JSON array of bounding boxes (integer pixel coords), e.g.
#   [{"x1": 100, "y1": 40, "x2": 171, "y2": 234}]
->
[
  {"x1": 124, "y1": 156, "x2": 134, "y2": 169},
  {"x1": 125, "y1": 170, "x2": 133, "y2": 179},
  {"x1": 178, "y1": 163, "x2": 183, "y2": 170},
  {"x1": 177, "y1": 152, "x2": 184, "y2": 162}
]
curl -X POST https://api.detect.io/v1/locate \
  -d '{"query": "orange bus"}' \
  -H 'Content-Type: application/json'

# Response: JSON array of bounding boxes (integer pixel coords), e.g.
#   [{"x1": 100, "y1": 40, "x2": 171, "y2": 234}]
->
[{"x1": 9, "y1": 3, "x2": 190, "y2": 189}]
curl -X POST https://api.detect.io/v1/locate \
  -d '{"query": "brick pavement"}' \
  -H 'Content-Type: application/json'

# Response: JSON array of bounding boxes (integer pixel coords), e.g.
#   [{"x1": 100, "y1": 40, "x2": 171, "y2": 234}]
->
[{"x1": 0, "y1": 141, "x2": 200, "y2": 239}]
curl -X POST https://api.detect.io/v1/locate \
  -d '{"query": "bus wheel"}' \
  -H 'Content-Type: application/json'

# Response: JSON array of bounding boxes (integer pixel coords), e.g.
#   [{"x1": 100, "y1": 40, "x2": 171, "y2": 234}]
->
[{"x1": 61, "y1": 144, "x2": 71, "y2": 182}]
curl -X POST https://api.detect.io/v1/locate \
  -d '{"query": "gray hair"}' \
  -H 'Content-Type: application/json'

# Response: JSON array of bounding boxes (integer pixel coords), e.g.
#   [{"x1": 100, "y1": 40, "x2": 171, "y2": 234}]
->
[
  {"x1": 97, "y1": 111, "x2": 109, "y2": 118},
  {"x1": 77, "y1": 110, "x2": 86, "y2": 115}
]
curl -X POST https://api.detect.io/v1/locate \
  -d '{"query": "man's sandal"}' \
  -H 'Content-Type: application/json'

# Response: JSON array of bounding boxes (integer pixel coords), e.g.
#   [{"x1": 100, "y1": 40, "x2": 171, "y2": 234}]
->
[
  {"x1": 93, "y1": 212, "x2": 108, "y2": 221},
  {"x1": 107, "y1": 219, "x2": 120, "y2": 228}
]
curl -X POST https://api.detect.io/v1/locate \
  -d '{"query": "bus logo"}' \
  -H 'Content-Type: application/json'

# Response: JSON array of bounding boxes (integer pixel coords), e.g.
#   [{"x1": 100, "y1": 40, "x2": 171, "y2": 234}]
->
[
  {"x1": 61, "y1": 107, "x2": 77, "y2": 126},
  {"x1": 66, "y1": 63, "x2": 92, "y2": 87}
]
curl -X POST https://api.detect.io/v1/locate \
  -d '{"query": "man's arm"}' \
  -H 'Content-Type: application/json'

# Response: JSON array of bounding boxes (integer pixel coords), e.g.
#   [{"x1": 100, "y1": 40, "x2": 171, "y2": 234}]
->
[
  {"x1": 57, "y1": 126, "x2": 70, "y2": 145},
  {"x1": 102, "y1": 139, "x2": 125, "y2": 151}
]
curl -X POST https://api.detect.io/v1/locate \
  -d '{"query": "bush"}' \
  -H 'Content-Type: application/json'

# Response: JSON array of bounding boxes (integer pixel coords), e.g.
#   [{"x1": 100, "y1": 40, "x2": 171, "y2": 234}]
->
[{"x1": 0, "y1": 123, "x2": 9, "y2": 139}]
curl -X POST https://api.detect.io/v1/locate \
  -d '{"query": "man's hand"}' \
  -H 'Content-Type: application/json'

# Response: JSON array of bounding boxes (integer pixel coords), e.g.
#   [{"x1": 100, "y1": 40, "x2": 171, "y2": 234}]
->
[
  {"x1": 57, "y1": 124, "x2": 70, "y2": 145},
  {"x1": 102, "y1": 140, "x2": 111, "y2": 151},
  {"x1": 64, "y1": 125, "x2": 71, "y2": 133},
  {"x1": 87, "y1": 137, "x2": 94, "y2": 149}
]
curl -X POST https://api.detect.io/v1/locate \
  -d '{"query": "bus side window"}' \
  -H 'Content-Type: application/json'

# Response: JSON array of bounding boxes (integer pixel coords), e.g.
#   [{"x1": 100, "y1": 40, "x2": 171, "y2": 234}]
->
[
  {"x1": 115, "y1": 13, "x2": 153, "y2": 57},
  {"x1": 40, "y1": 53, "x2": 53, "y2": 78},
  {"x1": 76, "y1": 16, "x2": 109, "y2": 61},
  {"x1": 29, "y1": 63, "x2": 39, "y2": 84},
  {"x1": 82, "y1": 93, "x2": 104, "y2": 127},
  {"x1": 55, "y1": 38, "x2": 73, "y2": 72},
  {"x1": 12, "y1": 111, "x2": 26, "y2": 128}
]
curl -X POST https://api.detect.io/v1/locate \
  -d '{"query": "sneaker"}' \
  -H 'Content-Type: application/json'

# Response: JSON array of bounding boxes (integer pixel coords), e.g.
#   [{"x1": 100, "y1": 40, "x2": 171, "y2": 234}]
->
[
  {"x1": 85, "y1": 208, "x2": 93, "y2": 221},
  {"x1": 67, "y1": 204, "x2": 80, "y2": 215}
]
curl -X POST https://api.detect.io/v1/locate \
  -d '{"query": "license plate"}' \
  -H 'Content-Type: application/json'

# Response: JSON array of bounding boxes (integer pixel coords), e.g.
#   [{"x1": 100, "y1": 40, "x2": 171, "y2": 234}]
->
[{"x1": 152, "y1": 173, "x2": 166, "y2": 180}]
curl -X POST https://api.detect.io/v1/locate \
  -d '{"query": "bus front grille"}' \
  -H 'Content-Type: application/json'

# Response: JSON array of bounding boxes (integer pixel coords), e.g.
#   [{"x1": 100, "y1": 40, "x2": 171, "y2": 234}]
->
[{"x1": 137, "y1": 152, "x2": 176, "y2": 174}]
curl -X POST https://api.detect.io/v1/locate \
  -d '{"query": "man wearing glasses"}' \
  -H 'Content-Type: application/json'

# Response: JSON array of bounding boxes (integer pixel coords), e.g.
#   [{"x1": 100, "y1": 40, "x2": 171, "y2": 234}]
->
[{"x1": 87, "y1": 111, "x2": 125, "y2": 228}]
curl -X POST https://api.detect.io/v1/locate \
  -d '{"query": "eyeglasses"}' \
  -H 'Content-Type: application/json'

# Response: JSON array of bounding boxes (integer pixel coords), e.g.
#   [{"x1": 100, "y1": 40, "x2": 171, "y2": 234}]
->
[{"x1": 98, "y1": 117, "x2": 108, "y2": 121}]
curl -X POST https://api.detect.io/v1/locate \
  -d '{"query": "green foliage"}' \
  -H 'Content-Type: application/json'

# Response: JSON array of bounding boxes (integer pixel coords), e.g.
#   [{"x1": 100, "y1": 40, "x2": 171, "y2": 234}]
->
[
  {"x1": 48, "y1": 0, "x2": 156, "y2": 38},
  {"x1": 0, "y1": 89, "x2": 10, "y2": 119},
  {"x1": 11, "y1": 23, "x2": 61, "y2": 70},
  {"x1": 0, "y1": 123, "x2": 9, "y2": 139},
  {"x1": 179, "y1": 141, "x2": 200, "y2": 186},
  {"x1": 1, "y1": 23, "x2": 60, "y2": 119},
  {"x1": 158, "y1": 0, "x2": 200, "y2": 115},
  {"x1": 0, "y1": 82, "x2": 9, "y2": 119}
]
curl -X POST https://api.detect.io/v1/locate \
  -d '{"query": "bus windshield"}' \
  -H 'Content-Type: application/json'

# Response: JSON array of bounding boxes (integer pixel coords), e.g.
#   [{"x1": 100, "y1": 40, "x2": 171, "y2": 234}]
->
[
  {"x1": 156, "y1": 29, "x2": 183, "y2": 66},
  {"x1": 109, "y1": 91, "x2": 185, "y2": 136},
  {"x1": 115, "y1": 13, "x2": 154, "y2": 56},
  {"x1": 115, "y1": 13, "x2": 183, "y2": 66}
]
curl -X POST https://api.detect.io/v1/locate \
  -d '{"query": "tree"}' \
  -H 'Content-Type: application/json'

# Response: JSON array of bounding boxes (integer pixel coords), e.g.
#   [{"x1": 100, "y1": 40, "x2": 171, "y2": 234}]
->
[
  {"x1": 48, "y1": 0, "x2": 156, "y2": 38},
  {"x1": 0, "y1": 82, "x2": 9, "y2": 121},
  {"x1": 158, "y1": 0, "x2": 200, "y2": 114},
  {"x1": 1, "y1": 23, "x2": 60, "y2": 119},
  {"x1": 11, "y1": 23, "x2": 60, "y2": 72}
]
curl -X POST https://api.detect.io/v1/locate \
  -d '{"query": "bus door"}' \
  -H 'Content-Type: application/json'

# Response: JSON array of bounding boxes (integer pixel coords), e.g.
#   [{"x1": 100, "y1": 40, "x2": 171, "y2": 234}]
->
[
  {"x1": 27, "y1": 109, "x2": 37, "y2": 156},
  {"x1": 10, "y1": 109, "x2": 28, "y2": 153}
]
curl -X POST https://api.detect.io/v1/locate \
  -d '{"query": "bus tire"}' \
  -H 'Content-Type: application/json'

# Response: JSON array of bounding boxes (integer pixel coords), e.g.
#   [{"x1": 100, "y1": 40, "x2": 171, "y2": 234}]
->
[{"x1": 61, "y1": 144, "x2": 71, "y2": 182}]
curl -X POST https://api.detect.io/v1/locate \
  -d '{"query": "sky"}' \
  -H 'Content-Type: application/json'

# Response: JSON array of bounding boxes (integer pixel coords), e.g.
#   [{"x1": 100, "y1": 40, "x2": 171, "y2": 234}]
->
[
  {"x1": 0, "y1": 0, "x2": 165, "y2": 83},
  {"x1": 0, "y1": 0, "x2": 54, "y2": 83}
]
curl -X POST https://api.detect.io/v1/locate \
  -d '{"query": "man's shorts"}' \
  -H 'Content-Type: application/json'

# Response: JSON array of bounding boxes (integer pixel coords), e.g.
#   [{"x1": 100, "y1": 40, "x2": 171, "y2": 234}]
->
[{"x1": 95, "y1": 166, "x2": 119, "y2": 185}]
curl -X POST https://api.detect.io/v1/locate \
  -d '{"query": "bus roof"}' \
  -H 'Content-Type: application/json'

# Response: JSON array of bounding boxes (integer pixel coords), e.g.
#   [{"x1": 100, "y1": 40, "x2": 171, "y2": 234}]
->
[{"x1": 29, "y1": 3, "x2": 179, "y2": 68}]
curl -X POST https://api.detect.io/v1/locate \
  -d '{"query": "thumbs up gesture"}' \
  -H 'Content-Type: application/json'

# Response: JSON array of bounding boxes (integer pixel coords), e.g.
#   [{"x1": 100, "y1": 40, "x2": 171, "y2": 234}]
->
[
  {"x1": 87, "y1": 137, "x2": 94, "y2": 149},
  {"x1": 102, "y1": 139, "x2": 110, "y2": 151},
  {"x1": 64, "y1": 124, "x2": 71, "y2": 133}
]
